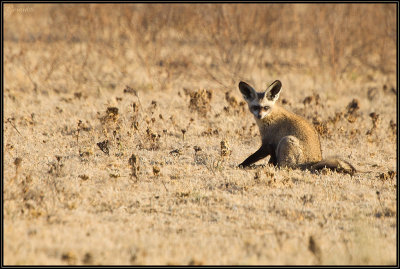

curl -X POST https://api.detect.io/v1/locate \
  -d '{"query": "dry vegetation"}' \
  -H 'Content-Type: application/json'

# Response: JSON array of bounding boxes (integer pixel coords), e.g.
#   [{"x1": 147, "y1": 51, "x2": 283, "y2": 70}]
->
[{"x1": 3, "y1": 3, "x2": 397, "y2": 265}]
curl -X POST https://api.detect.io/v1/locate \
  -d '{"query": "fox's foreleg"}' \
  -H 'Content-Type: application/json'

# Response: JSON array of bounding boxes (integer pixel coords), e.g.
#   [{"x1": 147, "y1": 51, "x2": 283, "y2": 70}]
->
[{"x1": 239, "y1": 143, "x2": 276, "y2": 168}]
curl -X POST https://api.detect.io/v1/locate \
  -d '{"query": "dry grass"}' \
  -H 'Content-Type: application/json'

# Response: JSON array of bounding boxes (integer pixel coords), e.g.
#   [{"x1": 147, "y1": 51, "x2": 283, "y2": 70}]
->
[{"x1": 3, "y1": 3, "x2": 397, "y2": 265}]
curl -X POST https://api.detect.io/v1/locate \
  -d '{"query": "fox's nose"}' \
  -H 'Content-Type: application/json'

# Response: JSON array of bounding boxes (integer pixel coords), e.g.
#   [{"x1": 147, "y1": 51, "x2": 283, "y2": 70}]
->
[{"x1": 257, "y1": 114, "x2": 262, "y2": 119}]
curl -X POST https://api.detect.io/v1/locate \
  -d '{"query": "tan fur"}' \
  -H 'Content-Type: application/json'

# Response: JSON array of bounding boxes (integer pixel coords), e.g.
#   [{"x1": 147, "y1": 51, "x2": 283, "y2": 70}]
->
[
  {"x1": 310, "y1": 158, "x2": 356, "y2": 175},
  {"x1": 238, "y1": 80, "x2": 355, "y2": 175},
  {"x1": 256, "y1": 105, "x2": 322, "y2": 166}
]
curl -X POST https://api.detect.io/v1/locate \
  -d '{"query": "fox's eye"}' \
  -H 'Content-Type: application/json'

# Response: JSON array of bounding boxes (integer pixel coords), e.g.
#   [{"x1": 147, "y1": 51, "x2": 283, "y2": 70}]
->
[{"x1": 263, "y1": 106, "x2": 270, "y2": 110}]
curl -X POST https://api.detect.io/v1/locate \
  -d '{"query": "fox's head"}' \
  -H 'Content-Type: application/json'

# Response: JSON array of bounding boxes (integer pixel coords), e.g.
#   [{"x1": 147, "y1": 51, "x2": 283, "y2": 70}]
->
[{"x1": 238, "y1": 80, "x2": 282, "y2": 120}]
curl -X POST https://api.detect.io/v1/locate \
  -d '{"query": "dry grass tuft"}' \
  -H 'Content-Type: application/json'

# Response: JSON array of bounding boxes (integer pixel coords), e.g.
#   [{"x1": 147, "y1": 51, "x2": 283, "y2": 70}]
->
[{"x1": 188, "y1": 89, "x2": 213, "y2": 117}]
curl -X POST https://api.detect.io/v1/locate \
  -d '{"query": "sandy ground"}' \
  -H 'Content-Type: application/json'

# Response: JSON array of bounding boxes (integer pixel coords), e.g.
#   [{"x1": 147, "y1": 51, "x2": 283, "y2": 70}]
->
[{"x1": 3, "y1": 4, "x2": 397, "y2": 265}]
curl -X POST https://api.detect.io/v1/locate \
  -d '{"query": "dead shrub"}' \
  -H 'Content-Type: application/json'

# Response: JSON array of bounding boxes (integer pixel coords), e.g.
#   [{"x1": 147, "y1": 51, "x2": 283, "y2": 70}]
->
[{"x1": 188, "y1": 89, "x2": 212, "y2": 117}]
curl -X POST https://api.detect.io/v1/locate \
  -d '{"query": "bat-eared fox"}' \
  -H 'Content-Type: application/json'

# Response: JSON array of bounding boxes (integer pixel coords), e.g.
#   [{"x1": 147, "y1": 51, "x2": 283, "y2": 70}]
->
[{"x1": 238, "y1": 80, "x2": 355, "y2": 175}]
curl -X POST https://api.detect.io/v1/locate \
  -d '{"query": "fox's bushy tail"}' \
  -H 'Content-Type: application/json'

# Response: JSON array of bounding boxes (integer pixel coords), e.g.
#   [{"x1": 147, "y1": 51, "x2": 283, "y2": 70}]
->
[{"x1": 310, "y1": 157, "x2": 356, "y2": 175}]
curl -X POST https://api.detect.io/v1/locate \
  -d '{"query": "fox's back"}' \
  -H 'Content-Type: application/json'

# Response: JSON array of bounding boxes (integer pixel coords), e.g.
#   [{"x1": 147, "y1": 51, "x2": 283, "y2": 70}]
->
[{"x1": 256, "y1": 105, "x2": 322, "y2": 161}]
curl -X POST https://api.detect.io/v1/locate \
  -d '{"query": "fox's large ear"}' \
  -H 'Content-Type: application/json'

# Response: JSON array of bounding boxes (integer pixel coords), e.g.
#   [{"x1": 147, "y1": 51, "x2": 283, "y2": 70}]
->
[
  {"x1": 265, "y1": 80, "x2": 282, "y2": 101},
  {"x1": 239, "y1": 81, "x2": 257, "y2": 101}
]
